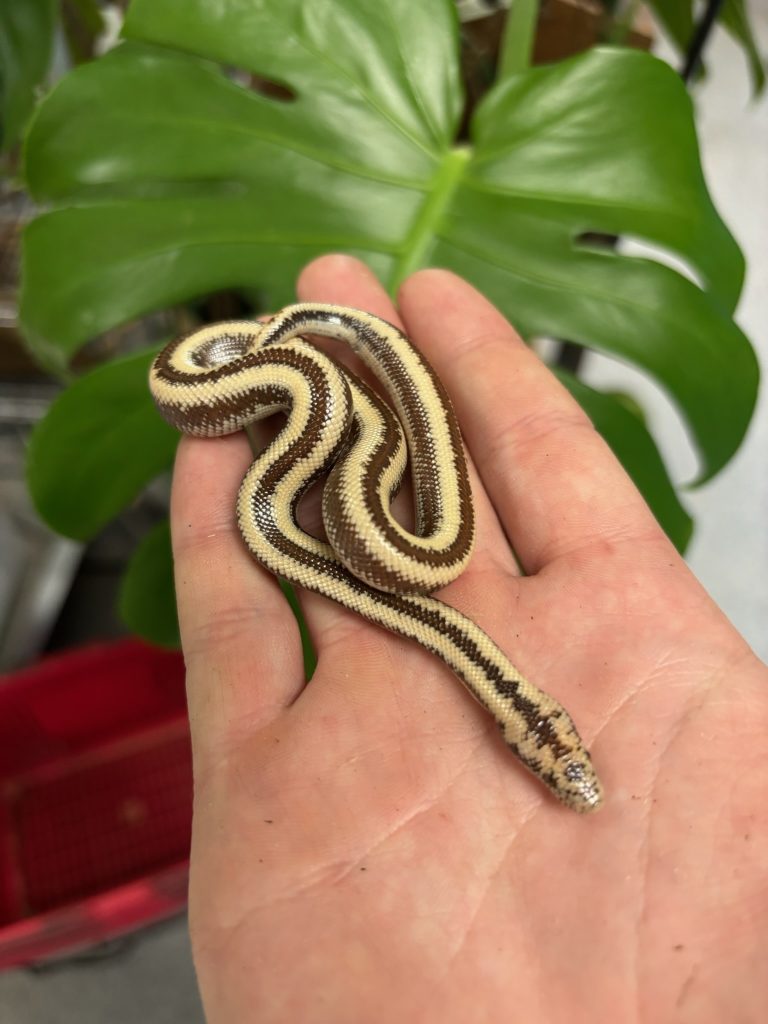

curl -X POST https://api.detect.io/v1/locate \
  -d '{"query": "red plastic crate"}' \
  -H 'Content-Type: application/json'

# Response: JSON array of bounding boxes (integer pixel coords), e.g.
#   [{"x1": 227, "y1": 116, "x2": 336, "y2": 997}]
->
[{"x1": 0, "y1": 639, "x2": 192, "y2": 968}]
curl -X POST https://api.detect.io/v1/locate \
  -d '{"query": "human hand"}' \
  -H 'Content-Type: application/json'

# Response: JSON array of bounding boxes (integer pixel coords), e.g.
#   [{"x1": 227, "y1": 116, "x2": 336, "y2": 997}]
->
[{"x1": 171, "y1": 255, "x2": 767, "y2": 1023}]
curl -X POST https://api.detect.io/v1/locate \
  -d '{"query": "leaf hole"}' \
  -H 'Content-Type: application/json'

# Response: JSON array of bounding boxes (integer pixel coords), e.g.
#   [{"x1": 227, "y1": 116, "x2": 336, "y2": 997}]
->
[
  {"x1": 574, "y1": 231, "x2": 705, "y2": 291},
  {"x1": 251, "y1": 76, "x2": 298, "y2": 104},
  {"x1": 577, "y1": 348, "x2": 699, "y2": 484},
  {"x1": 224, "y1": 67, "x2": 298, "y2": 103}
]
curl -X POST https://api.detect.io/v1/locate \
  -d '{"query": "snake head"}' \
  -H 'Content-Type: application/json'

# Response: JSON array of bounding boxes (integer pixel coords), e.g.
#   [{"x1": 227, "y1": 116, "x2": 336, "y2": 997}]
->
[
  {"x1": 505, "y1": 712, "x2": 604, "y2": 814},
  {"x1": 555, "y1": 757, "x2": 604, "y2": 813}
]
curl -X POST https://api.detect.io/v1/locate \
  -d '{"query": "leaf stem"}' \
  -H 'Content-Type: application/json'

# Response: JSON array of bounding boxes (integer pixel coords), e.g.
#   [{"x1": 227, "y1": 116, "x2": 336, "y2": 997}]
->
[
  {"x1": 390, "y1": 145, "x2": 470, "y2": 292},
  {"x1": 498, "y1": 0, "x2": 540, "y2": 82},
  {"x1": 606, "y1": 0, "x2": 642, "y2": 45}
]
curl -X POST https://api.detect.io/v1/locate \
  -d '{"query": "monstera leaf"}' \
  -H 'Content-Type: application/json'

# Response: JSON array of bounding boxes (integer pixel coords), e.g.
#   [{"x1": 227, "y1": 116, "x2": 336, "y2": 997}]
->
[{"x1": 21, "y1": 0, "x2": 758, "y2": 640}]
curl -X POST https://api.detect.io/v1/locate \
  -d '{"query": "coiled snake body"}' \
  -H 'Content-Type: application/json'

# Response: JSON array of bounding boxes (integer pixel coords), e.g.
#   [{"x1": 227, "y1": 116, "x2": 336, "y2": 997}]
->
[{"x1": 150, "y1": 304, "x2": 603, "y2": 813}]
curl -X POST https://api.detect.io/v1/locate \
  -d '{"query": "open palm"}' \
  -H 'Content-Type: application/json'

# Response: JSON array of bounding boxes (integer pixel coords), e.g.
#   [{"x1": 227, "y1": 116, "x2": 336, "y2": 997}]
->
[{"x1": 171, "y1": 256, "x2": 767, "y2": 1023}]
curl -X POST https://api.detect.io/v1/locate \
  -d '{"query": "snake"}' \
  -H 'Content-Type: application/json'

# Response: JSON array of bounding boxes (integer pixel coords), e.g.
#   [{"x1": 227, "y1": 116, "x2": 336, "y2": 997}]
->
[{"x1": 149, "y1": 303, "x2": 603, "y2": 813}]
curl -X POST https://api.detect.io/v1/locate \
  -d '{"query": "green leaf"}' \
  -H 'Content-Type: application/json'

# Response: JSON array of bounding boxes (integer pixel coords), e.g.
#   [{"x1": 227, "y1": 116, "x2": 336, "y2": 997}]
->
[
  {"x1": 433, "y1": 213, "x2": 757, "y2": 482},
  {"x1": 467, "y1": 49, "x2": 743, "y2": 305},
  {"x1": 555, "y1": 369, "x2": 693, "y2": 552},
  {"x1": 124, "y1": 0, "x2": 462, "y2": 156},
  {"x1": 120, "y1": 519, "x2": 180, "y2": 648},
  {"x1": 0, "y1": 0, "x2": 56, "y2": 153},
  {"x1": 720, "y1": 0, "x2": 766, "y2": 96},
  {"x1": 279, "y1": 579, "x2": 317, "y2": 680},
  {"x1": 27, "y1": 348, "x2": 179, "y2": 539},
  {"x1": 20, "y1": 0, "x2": 758, "y2": 509}
]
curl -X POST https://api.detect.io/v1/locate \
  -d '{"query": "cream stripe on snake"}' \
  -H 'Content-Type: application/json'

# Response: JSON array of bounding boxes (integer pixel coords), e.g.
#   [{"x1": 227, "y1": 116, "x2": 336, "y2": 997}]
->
[{"x1": 150, "y1": 304, "x2": 603, "y2": 813}]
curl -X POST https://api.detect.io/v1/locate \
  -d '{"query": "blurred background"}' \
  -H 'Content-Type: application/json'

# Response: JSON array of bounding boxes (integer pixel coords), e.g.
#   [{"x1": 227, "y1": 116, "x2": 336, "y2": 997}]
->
[{"x1": 0, "y1": 1, "x2": 765, "y2": 1020}]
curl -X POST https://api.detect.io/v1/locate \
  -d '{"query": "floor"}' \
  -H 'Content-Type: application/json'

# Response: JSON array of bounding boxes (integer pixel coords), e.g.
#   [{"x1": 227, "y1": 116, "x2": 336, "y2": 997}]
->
[
  {"x1": 0, "y1": 919, "x2": 203, "y2": 1023},
  {"x1": 1, "y1": 14, "x2": 766, "y2": 1023}
]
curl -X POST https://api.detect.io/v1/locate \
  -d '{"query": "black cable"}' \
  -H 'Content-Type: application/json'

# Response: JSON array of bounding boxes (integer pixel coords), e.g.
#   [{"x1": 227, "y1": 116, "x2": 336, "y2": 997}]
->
[{"x1": 681, "y1": 0, "x2": 727, "y2": 82}]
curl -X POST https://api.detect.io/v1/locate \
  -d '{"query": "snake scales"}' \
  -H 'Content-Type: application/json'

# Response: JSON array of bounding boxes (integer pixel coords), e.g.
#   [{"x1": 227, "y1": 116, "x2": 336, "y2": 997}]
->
[{"x1": 150, "y1": 304, "x2": 603, "y2": 813}]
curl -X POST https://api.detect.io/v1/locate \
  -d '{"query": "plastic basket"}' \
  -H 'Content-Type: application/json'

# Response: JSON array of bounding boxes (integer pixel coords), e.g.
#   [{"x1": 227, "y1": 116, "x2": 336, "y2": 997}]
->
[{"x1": 0, "y1": 639, "x2": 192, "y2": 968}]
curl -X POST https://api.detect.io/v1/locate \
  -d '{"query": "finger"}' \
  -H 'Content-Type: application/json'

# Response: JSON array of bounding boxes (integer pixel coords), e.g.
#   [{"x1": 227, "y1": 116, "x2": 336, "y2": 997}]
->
[
  {"x1": 297, "y1": 253, "x2": 401, "y2": 323},
  {"x1": 171, "y1": 433, "x2": 305, "y2": 762},
  {"x1": 398, "y1": 269, "x2": 667, "y2": 575}
]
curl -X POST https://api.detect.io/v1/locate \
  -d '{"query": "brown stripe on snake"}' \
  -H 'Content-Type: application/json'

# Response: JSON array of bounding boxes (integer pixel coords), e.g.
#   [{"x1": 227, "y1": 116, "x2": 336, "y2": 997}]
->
[
  {"x1": 282, "y1": 311, "x2": 475, "y2": 587},
  {"x1": 149, "y1": 303, "x2": 604, "y2": 813},
  {"x1": 154, "y1": 314, "x2": 474, "y2": 586},
  {"x1": 332, "y1": 313, "x2": 473, "y2": 543},
  {"x1": 153, "y1": 345, "x2": 344, "y2": 439},
  {"x1": 323, "y1": 375, "x2": 475, "y2": 591}
]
